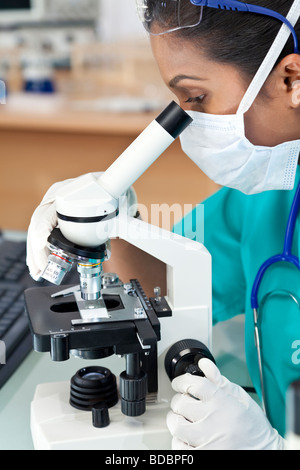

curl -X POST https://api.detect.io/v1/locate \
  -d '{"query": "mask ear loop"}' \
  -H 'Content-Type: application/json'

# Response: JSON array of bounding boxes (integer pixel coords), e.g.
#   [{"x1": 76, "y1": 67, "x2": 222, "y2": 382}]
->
[{"x1": 237, "y1": 0, "x2": 300, "y2": 115}]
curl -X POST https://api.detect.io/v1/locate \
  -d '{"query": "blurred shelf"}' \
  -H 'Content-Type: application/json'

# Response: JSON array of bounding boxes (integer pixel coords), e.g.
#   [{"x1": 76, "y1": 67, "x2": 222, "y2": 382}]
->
[{"x1": 0, "y1": 97, "x2": 159, "y2": 135}]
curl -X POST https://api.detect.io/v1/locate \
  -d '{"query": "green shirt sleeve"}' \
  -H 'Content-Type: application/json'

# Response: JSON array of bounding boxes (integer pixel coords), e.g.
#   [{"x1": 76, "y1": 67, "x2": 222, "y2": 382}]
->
[{"x1": 173, "y1": 187, "x2": 247, "y2": 325}]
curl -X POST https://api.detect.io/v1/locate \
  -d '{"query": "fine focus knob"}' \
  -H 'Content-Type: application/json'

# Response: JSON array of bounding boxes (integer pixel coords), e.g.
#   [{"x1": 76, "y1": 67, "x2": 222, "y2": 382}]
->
[
  {"x1": 185, "y1": 363, "x2": 202, "y2": 376},
  {"x1": 165, "y1": 339, "x2": 215, "y2": 381}
]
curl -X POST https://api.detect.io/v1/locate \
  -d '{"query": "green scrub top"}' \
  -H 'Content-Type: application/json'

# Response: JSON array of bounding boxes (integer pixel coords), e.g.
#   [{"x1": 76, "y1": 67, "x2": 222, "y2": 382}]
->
[{"x1": 173, "y1": 167, "x2": 300, "y2": 438}]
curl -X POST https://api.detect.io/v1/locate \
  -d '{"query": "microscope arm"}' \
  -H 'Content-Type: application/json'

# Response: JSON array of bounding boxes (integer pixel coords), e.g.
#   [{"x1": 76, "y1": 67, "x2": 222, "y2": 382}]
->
[{"x1": 112, "y1": 214, "x2": 212, "y2": 354}]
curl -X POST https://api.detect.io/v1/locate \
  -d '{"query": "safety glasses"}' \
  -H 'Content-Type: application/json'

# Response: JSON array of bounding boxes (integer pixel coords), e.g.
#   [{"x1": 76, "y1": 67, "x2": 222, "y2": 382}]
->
[
  {"x1": 136, "y1": 0, "x2": 203, "y2": 36},
  {"x1": 136, "y1": 0, "x2": 299, "y2": 53}
]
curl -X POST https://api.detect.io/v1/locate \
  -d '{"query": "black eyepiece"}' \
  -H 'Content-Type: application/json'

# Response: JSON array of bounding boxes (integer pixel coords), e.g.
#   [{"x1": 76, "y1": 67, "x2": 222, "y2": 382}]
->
[{"x1": 155, "y1": 101, "x2": 193, "y2": 139}]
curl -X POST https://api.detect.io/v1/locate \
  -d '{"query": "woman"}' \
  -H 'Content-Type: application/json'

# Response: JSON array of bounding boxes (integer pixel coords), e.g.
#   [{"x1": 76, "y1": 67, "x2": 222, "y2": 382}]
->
[
  {"x1": 27, "y1": 0, "x2": 300, "y2": 450},
  {"x1": 141, "y1": 0, "x2": 300, "y2": 449}
]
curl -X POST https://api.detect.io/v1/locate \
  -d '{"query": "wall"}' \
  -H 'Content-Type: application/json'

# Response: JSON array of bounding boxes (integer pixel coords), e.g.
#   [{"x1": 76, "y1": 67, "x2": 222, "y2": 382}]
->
[{"x1": 98, "y1": 0, "x2": 146, "y2": 42}]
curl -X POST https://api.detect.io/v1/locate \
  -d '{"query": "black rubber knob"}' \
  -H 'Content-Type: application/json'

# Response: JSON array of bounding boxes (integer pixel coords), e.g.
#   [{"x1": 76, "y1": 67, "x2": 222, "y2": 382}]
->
[
  {"x1": 92, "y1": 402, "x2": 110, "y2": 428},
  {"x1": 165, "y1": 339, "x2": 215, "y2": 381},
  {"x1": 51, "y1": 333, "x2": 69, "y2": 362},
  {"x1": 185, "y1": 363, "x2": 203, "y2": 376},
  {"x1": 121, "y1": 398, "x2": 146, "y2": 417},
  {"x1": 119, "y1": 370, "x2": 147, "y2": 417},
  {"x1": 120, "y1": 370, "x2": 147, "y2": 400}
]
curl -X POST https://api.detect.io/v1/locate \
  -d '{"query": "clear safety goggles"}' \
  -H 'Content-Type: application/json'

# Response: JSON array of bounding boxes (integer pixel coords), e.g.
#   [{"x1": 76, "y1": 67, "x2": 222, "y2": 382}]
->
[
  {"x1": 136, "y1": 0, "x2": 299, "y2": 53},
  {"x1": 136, "y1": 0, "x2": 203, "y2": 36}
]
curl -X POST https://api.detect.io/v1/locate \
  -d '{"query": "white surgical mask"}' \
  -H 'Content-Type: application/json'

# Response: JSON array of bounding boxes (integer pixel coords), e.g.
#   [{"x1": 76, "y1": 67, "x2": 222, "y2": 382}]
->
[{"x1": 180, "y1": 0, "x2": 300, "y2": 195}]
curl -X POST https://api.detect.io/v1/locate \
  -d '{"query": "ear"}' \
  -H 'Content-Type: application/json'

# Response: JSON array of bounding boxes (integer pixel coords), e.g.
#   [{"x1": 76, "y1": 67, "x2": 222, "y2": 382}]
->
[{"x1": 276, "y1": 54, "x2": 300, "y2": 108}]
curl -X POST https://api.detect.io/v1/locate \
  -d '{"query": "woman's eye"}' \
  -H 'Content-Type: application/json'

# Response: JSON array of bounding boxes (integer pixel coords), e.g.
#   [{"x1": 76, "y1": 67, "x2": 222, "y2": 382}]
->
[{"x1": 185, "y1": 95, "x2": 206, "y2": 104}]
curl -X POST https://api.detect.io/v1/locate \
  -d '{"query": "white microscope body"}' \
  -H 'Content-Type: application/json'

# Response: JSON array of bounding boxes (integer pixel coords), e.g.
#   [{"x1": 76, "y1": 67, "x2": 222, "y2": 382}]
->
[{"x1": 28, "y1": 102, "x2": 213, "y2": 450}]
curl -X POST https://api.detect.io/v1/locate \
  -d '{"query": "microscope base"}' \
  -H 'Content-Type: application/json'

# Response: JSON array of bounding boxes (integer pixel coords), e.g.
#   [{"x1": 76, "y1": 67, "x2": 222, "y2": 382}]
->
[{"x1": 30, "y1": 381, "x2": 173, "y2": 450}]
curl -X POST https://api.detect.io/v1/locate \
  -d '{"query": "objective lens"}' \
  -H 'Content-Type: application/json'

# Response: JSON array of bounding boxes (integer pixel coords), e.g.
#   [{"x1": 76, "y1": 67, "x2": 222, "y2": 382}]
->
[
  {"x1": 77, "y1": 261, "x2": 103, "y2": 301},
  {"x1": 42, "y1": 251, "x2": 74, "y2": 285}
]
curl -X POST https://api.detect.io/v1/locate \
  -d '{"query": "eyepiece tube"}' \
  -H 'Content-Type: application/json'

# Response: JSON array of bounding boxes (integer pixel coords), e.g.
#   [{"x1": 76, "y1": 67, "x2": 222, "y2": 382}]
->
[{"x1": 99, "y1": 101, "x2": 192, "y2": 200}]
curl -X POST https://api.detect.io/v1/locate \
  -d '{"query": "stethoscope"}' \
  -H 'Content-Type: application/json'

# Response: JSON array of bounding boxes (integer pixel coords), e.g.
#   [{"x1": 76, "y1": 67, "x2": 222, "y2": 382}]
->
[{"x1": 251, "y1": 180, "x2": 300, "y2": 414}]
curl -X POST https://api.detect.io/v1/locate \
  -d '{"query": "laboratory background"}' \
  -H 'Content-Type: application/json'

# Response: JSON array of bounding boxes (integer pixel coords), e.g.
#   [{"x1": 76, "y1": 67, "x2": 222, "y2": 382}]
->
[
  {"x1": 0, "y1": 0, "x2": 254, "y2": 452},
  {"x1": 0, "y1": 0, "x2": 219, "y2": 233}
]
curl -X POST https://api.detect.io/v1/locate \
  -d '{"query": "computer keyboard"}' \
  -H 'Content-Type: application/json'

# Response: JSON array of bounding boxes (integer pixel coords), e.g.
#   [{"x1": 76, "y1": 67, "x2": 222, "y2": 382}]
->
[{"x1": 0, "y1": 232, "x2": 77, "y2": 388}]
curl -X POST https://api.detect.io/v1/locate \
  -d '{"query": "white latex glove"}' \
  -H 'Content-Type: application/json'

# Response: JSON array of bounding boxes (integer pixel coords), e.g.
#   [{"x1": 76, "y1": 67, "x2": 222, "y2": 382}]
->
[
  {"x1": 26, "y1": 172, "x2": 138, "y2": 281},
  {"x1": 167, "y1": 358, "x2": 287, "y2": 450}
]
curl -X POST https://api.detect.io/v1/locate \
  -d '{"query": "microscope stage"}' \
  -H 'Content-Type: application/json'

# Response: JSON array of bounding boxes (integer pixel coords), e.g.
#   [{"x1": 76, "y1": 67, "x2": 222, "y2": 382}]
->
[{"x1": 24, "y1": 281, "x2": 160, "y2": 357}]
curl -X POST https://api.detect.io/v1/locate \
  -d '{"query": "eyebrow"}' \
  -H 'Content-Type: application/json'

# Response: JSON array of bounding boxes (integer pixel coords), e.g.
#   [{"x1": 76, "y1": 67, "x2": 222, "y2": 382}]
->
[{"x1": 168, "y1": 75, "x2": 207, "y2": 88}]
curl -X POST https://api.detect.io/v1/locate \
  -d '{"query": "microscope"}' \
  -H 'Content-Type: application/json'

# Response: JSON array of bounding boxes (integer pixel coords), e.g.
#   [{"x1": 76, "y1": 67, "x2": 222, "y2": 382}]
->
[{"x1": 24, "y1": 102, "x2": 214, "y2": 450}]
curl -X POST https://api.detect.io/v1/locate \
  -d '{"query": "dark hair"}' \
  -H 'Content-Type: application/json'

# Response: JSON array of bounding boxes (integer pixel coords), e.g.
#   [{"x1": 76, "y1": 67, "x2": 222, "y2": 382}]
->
[{"x1": 149, "y1": 0, "x2": 300, "y2": 78}]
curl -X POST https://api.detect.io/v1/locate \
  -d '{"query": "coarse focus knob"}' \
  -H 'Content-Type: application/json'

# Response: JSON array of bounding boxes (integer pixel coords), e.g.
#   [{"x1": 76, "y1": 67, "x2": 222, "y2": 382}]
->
[
  {"x1": 165, "y1": 339, "x2": 215, "y2": 381},
  {"x1": 119, "y1": 370, "x2": 148, "y2": 417}
]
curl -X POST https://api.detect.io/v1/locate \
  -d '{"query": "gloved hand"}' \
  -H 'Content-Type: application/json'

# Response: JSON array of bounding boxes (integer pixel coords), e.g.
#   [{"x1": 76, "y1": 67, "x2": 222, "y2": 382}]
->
[
  {"x1": 167, "y1": 358, "x2": 287, "y2": 450},
  {"x1": 26, "y1": 172, "x2": 138, "y2": 281}
]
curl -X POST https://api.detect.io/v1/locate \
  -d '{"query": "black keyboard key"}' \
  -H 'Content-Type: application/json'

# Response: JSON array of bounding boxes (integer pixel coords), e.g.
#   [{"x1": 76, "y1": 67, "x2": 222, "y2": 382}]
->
[
  {"x1": 1, "y1": 314, "x2": 30, "y2": 357},
  {"x1": 0, "y1": 325, "x2": 7, "y2": 337}
]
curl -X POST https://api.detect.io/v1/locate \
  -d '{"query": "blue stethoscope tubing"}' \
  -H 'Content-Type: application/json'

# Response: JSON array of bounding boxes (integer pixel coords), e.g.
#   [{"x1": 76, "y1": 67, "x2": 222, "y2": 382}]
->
[{"x1": 251, "y1": 180, "x2": 300, "y2": 414}]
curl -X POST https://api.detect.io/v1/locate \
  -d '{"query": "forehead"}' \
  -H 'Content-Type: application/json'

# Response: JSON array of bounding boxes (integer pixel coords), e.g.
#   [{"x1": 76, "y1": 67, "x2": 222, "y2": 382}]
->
[
  {"x1": 150, "y1": 34, "x2": 247, "y2": 88},
  {"x1": 150, "y1": 34, "x2": 206, "y2": 77}
]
